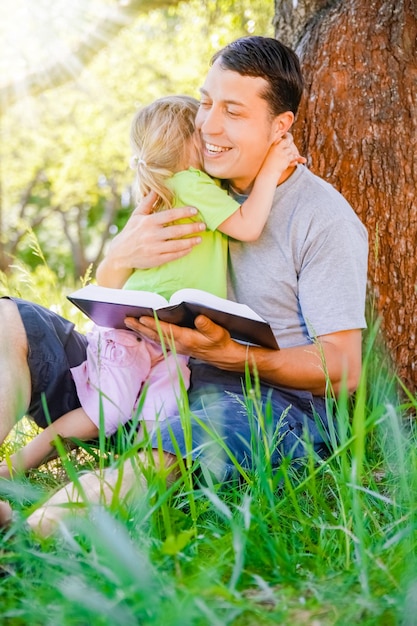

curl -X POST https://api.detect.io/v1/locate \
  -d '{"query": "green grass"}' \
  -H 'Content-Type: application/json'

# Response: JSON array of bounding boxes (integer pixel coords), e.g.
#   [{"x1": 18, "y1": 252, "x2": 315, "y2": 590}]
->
[{"x1": 0, "y1": 265, "x2": 416, "y2": 625}]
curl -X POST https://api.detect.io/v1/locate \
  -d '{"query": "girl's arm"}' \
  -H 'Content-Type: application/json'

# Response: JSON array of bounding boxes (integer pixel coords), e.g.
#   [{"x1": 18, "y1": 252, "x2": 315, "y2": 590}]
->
[
  {"x1": 0, "y1": 409, "x2": 98, "y2": 477},
  {"x1": 217, "y1": 133, "x2": 306, "y2": 242}
]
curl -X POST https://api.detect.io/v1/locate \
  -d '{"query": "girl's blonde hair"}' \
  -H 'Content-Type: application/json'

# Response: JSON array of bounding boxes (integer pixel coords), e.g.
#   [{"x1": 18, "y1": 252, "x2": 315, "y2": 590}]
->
[{"x1": 130, "y1": 95, "x2": 199, "y2": 210}]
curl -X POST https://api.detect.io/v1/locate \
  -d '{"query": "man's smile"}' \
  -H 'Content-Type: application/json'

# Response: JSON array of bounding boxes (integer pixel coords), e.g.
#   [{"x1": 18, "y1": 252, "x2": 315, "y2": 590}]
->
[{"x1": 204, "y1": 142, "x2": 231, "y2": 154}]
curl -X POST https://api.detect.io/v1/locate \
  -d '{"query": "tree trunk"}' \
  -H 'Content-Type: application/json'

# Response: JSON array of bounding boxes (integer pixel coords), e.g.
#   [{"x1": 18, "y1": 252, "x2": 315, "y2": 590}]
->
[
  {"x1": 273, "y1": 0, "x2": 334, "y2": 48},
  {"x1": 279, "y1": 0, "x2": 417, "y2": 391}
]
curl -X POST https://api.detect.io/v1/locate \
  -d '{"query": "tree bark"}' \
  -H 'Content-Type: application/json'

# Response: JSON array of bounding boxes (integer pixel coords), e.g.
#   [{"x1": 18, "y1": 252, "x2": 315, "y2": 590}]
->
[
  {"x1": 281, "y1": 0, "x2": 417, "y2": 390},
  {"x1": 273, "y1": 0, "x2": 335, "y2": 48}
]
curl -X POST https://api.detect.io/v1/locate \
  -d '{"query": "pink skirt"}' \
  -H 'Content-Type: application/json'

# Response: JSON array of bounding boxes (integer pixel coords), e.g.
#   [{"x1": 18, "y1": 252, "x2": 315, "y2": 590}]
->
[{"x1": 71, "y1": 327, "x2": 190, "y2": 436}]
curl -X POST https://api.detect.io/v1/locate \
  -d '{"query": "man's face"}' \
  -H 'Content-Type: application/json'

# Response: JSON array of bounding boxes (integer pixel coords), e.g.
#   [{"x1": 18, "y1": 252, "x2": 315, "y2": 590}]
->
[{"x1": 195, "y1": 59, "x2": 279, "y2": 194}]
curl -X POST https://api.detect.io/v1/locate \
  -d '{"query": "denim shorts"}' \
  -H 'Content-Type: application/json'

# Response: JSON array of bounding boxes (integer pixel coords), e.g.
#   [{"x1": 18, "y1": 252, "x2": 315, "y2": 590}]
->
[
  {"x1": 153, "y1": 360, "x2": 332, "y2": 481},
  {"x1": 12, "y1": 298, "x2": 88, "y2": 428}
]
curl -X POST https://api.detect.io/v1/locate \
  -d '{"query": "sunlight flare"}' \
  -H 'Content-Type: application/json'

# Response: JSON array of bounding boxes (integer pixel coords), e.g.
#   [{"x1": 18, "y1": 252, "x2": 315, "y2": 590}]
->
[{"x1": 0, "y1": 0, "x2": 129, "y2": 111}]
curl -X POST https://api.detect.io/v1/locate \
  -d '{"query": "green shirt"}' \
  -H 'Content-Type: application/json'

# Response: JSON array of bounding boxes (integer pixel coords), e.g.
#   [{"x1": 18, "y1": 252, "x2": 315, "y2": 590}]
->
[{"x1": 123, "y1": 168, "x2": 240, "y2": 300}]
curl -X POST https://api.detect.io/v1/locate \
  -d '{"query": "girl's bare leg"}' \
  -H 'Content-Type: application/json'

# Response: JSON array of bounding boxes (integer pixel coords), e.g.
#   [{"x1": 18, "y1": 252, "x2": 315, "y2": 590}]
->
[
  {"x1": 0, "y1": 500, "x2": 13, "y2": 528},
  {"x1": 0, "y1": 408, "x2": 99, "y2": 478}
]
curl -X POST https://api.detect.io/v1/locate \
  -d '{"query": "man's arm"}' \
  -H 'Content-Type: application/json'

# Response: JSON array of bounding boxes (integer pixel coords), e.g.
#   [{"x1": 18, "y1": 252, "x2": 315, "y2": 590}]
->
[
  {"x1": 125, "y1": 315, "x2": 362, "y2": 396},
  {"x1": 96, "y1": 192, "x2": 206, "y2": 288}
]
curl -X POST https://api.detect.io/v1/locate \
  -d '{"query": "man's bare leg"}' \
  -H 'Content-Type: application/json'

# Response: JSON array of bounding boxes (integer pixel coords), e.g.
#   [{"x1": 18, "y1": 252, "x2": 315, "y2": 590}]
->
[
  {"x1": 0, "y1": 299, "x2": 31, "y2": 445},
  {"x1": 26, "y1": 449, "x2": 178, "y2": 536}
]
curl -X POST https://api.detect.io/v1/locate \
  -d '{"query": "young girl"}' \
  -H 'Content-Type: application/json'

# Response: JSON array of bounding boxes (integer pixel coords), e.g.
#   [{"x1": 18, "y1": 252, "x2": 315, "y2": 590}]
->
[{"x1": 0, "y1": 95, "x2": 304, "y2": 477}]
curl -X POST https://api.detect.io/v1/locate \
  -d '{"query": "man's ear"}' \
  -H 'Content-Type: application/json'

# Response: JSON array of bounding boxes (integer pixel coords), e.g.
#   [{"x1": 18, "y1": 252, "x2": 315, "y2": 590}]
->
[{"x1": 271, "y1": 111, "x2": 295, "y2": 142}]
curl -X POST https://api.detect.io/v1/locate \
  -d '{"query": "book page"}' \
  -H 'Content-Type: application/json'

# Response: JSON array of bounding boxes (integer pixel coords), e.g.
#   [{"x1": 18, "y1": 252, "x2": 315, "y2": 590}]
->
[
  {"x1": 169, "y1": 288, "x2": 266, "y2": 322},
  {"x1": 67, "y1": 284, "x2": 278, "y2": 349},
  {"x1": 69, "y1": 285, "x2": 169, "y2": 310}
]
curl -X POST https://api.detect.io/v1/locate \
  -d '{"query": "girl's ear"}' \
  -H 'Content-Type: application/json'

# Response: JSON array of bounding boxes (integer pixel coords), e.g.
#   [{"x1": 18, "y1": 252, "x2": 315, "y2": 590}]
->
[{"x1": 271, "y1": 111, "x2": 294, "y2": 143}]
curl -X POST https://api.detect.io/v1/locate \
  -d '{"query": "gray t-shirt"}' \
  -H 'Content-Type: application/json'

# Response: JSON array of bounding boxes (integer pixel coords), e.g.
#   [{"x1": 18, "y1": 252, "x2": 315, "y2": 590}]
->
[{"x1": 227, "y1": 165, "x2": 368, "y2": 349}]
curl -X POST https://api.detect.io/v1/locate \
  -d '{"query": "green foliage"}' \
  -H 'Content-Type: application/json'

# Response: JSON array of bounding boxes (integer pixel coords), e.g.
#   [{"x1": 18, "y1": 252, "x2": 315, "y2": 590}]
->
[{"x1": 1, "y1": 0, "x2": 273, "y2": 280}]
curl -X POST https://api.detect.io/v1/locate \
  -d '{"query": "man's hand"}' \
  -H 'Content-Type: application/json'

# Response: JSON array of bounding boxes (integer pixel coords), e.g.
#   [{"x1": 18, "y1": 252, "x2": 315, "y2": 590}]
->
[
  {"x1": 128, "y1": 192, "x2": 207, "y2": 268},
  {"x1": 96, "y1": 192, "x2": 207, "y2": 288},
  {"x1": 125, "y1": 314, "x2": 248, "y2": 370},
  {"x1": 125, "y1": 315, "x2": 363, "y2": 396}
]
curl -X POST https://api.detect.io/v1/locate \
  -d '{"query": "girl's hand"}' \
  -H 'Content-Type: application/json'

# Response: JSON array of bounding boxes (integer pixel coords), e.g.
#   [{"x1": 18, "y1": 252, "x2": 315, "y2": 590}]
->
[{"x1": 274, "y1": 132, "x2": 307, "y2": 167}]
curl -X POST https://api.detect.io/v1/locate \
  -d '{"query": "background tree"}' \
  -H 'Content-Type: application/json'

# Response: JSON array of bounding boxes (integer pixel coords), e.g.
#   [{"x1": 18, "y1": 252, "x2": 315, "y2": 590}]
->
[
  {"x1": 0, "y1": 0, "x2": 182, "y2": 113},
  {"x1": 0, "y1": 0, "x2": 181, "y2": 272},
  {"x1": 274, "y1": 0, "x2": 417, "y2": 391},
  {"x1": 1, "y1": 0, "x2": 272, "y2": 280}
]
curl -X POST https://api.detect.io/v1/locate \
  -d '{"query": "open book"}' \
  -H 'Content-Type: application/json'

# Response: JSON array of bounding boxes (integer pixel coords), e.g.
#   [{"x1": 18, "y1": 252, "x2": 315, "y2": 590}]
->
[{"x1": 68, "y1": 285, "x2": 279, "y2": 350}]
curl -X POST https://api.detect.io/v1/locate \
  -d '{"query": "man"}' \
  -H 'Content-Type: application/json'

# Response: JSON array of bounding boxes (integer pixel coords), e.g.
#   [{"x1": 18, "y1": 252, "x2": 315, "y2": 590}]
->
[{"x1": 0, "y1": 36, "x2": 368, "y2": 532}]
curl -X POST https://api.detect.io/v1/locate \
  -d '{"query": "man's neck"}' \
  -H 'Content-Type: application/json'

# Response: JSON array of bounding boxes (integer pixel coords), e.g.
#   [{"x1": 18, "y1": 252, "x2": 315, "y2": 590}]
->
[
  {"x1": 228, "y1": 182, "x2": 249, "y2": 196},
  {"x1": 228, "y1": 165, "x2": 297, "y2": 196},
  {"x1": 278, "y1": 164, "x2": 297, "y2": 186}
]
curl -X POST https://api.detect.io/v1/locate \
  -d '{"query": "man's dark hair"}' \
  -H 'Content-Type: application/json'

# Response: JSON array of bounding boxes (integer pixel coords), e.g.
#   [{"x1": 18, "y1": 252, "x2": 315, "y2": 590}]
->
[{"x1": 211, "y1": 36, "x2": 304, "y2": 116}]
